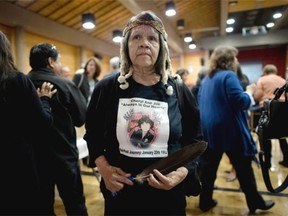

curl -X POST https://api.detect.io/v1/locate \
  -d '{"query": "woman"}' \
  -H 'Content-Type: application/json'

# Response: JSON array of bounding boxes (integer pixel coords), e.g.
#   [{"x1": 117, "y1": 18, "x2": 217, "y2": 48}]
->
[
  {"x1": 73, "y1": 56, "x2": 101, "y2": 104},
  {"x1": 0, "y1": 31, "x2": 56, "y2": 215},
  {"x1": 197, "y1": 45, "x2": 274, "y2": 214},
  {"x1": 73, "y1": 56, "x2": 102, "y2": 167},
  {"x1": 84, "y1": 11, "x2": 202, "y2": 215}
]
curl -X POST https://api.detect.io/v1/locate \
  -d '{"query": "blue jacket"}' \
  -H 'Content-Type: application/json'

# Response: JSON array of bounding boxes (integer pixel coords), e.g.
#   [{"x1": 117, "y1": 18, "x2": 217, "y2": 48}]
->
[{"x1": 198, "y1": 70, "x2": 257, "y2": 158}]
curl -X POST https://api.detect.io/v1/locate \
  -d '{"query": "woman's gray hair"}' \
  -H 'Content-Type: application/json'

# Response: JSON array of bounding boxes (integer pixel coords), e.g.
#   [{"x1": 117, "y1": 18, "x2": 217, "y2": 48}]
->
[{"x1": 118, "y1": 10, "x2": 174, "y2": 95}]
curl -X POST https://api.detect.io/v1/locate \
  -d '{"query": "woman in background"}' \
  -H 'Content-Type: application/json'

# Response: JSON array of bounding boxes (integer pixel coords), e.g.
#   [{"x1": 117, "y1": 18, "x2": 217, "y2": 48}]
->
[
  {"x1": 73, "y1": 56, "x2": 101, "y2": 105},
  {"x1": 197, "y1": 45, "x2": 274, "y2": 214}
]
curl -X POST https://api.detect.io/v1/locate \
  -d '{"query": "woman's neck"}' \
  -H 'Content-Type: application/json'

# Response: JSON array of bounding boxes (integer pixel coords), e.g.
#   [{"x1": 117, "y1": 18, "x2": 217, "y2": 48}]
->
[{"x1": 132, "y1": 69, "x2": 160, "y2": 86}]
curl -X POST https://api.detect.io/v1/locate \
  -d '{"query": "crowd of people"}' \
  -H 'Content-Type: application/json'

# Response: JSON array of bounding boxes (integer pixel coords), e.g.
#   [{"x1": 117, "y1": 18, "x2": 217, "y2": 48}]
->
[{"x1": 2, "y1": 8, "x2": 288, "y2": 216}]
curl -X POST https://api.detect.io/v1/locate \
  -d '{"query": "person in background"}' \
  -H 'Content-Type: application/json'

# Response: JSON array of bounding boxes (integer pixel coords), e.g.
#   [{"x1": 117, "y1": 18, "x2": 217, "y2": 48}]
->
[
  {"x1": 103, "y1": 56, "x2": 120, "y2": 78},
  {"x1": 84, "y1": 11, "x2": 202, "y2": 215},
  {"x1": 73, "y1": 57, "x2": 102, "y2": 167},
  {"x1": 176, "y1": 68, "x2": 189, "y2": 85},
  {"x1": 28, "y1": 43, "x2": 88, "y2": 215},
  {"x1": 0, "y1": 31, "x2": 57, "y2": 215},
  {"x1": 197, "y1": 45, "x2": 274, "y2": 214},
  {"x1": 236, "y1": 63, "x2": 250, "y2": 90},
  {"x1": 59, "y1": 65, "x2": 71, "y2": 79},
  {"x1": 191, "y1": 67, "x2": 206, "y2": 104},
  {"x1": 73, "y1": 56, "x2": 101, "y2": 105},
  {"x1": 226, "y1": 63, "x2": 251, "y2": 182},
  {"x1": 253, "y1": 64, "x2": 288, "y2": 168}
]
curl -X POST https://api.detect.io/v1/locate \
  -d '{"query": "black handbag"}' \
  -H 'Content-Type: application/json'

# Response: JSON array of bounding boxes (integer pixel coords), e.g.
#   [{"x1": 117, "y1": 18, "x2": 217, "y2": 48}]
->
[{"x1": 256, "y1": 82, "x2": 288, "y2": 193}]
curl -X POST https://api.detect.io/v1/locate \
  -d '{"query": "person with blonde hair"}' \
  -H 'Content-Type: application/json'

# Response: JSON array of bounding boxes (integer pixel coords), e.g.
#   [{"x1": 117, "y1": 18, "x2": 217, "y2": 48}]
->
[{"x1": 254, "y1": 64, "x2": 288, "y2": 168}]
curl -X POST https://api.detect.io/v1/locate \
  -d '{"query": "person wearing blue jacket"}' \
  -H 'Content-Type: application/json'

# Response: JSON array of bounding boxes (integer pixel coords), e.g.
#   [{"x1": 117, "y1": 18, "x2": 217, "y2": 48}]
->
[{"x1": 197, "y1": 45, "x2": 274, "y2": 214}]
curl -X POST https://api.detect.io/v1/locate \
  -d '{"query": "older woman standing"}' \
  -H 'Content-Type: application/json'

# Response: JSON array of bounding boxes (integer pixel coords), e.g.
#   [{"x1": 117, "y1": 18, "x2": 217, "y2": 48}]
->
[{"x1": 84, "y1": 11, "x2": 202, "y2": 215}]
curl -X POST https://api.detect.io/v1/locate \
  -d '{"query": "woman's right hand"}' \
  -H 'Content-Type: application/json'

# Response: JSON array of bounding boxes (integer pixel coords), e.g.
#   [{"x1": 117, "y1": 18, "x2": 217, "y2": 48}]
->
[
  {"x1": 96, "y1": 156, "x2": 133, "y2": 193},
  {"x1": 37, "y1": 82, "x2": 57, "y2": 98}
]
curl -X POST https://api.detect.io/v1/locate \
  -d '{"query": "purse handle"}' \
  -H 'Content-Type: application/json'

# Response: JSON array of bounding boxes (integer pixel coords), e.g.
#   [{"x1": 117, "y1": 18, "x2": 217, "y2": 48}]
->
[{"x1": 273, "y1": 82, "x2": 288, "y2": 100}]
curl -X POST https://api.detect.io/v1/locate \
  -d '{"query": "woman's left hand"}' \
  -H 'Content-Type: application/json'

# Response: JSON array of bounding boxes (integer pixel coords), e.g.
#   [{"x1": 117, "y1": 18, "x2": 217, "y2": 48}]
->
[{"x1": 146, "y1": 167, "x2": 188, "y2": 190}]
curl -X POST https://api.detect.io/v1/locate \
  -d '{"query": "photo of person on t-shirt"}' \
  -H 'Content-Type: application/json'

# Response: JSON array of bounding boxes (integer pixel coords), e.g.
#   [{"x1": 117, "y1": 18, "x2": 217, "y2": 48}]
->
[{"x1": 130, "y1": 115, "x2": 155, "y2": 148}]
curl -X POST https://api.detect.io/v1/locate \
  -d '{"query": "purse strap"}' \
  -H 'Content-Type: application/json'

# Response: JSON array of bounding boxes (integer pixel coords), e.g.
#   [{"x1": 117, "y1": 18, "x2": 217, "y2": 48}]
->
[{"x1": 257, "y1": 128, "x2": 288, "y2": 193}]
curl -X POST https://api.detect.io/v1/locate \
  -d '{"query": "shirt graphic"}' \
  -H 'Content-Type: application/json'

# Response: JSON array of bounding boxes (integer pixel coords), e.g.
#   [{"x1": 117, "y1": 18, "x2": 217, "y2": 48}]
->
[{"x1": 117, "y1": 98, "x2": 169, "y2": 158}]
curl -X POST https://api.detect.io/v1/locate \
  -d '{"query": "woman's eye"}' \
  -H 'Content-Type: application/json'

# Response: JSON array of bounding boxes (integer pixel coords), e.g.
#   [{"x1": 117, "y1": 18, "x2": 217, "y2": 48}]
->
[
  {"x1": 148, "y1": 36, "x2": 157, "y2": 42},
  {"x1": 133, "y1": 35, "x2": 140, "y2": 40}
]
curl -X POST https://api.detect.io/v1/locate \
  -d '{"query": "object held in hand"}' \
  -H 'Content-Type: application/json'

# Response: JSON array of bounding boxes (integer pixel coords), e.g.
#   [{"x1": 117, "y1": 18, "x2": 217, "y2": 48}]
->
[{"x1": 134, "y1": 141, "x2": 207, "y2": 183}]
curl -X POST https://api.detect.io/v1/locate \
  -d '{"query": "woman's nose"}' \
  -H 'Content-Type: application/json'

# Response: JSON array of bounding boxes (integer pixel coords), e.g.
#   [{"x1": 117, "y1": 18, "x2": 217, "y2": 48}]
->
[{"x1": 140, "y1": 38, "x2": 150, "y2": 47}]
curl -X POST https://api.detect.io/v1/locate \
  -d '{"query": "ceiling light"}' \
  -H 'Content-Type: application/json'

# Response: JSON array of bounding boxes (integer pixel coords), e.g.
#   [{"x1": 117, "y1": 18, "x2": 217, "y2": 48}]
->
[
  {"x1": 229, "y1": 1, "x2": 238, "y2": 6},
  {"x1": 226, "y1": 18, "x2": 235, "y2": 25},
  {"x1": 188, "y1": 42, "x2": 196, "y2": 50},
  {"x1": 226, "y1": 27, "x2": 234, "y2": 33},
  {"x1": 177, "y1": 19, "x2": 185, "y2": 30},
  {"x1": 273, "y1": 12, "x2": 282, "y2": 19},
  {"x1": 82, "y1": 13, "x2": 95, "y2": 29},
  {"x1": 165, "y1": 1, "x2": 176, "y2": 16},
  {"x1": 266, "y1": 22, "x2": 275, "y2": 28},
  {"x1": 184, "y1": 33, "x2": 192, "y2": 43},
  {"x1": 112, "y1": 30, "x2": 122, "y2": 43}
]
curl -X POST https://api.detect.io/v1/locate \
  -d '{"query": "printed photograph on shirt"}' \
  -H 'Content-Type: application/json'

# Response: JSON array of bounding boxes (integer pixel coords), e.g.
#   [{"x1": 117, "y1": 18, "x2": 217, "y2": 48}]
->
[{"x1": 117, "y1": 98, "x2": 169, "y2": 158}]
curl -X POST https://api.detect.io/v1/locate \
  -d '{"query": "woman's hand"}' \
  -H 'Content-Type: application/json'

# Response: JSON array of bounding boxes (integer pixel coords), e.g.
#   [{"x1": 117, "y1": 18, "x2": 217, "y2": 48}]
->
[
  {"x1": 96, "y1": 156, "x2": 133, "y2": 193},
  {"x1": 146, "y1": 167, "x2": 188, "y2": 190},
  {"x1": 37, "y1": 82, "x2": 57, "y2": 98}
]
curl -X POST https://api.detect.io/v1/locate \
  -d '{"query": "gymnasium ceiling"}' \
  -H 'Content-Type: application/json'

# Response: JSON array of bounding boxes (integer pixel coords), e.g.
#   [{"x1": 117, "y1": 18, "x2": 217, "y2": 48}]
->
[{"x1": 1, "y1": 0, "x2": 288, "y2": 57}]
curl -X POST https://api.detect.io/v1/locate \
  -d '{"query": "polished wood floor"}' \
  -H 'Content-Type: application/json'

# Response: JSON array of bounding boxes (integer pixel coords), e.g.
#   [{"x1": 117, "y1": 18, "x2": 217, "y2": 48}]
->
[{"x1": 55, "y1": 133, "x2": 288, "y2": 216}]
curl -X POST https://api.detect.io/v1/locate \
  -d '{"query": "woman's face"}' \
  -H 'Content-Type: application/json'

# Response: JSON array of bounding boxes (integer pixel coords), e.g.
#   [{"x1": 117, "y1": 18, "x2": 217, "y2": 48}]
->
[
  {"x1": 86, "y1": 60, "x2": 97, "y2": 76},
  {"x1": 128, "y1": 25, "x2": 160, "y2": 70}
]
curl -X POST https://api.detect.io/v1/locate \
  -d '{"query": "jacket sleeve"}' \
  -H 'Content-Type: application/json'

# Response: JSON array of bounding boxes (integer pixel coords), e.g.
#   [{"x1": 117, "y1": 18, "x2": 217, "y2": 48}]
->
[{"x1": 84, "y1": 76, "x2": 117, "y2": 167}]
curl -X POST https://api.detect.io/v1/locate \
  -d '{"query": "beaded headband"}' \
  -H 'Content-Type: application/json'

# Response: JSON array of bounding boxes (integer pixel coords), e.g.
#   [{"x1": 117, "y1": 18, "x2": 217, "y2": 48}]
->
[{"x1": 123, "y1": 20, "x2": 168, "y2": 41}]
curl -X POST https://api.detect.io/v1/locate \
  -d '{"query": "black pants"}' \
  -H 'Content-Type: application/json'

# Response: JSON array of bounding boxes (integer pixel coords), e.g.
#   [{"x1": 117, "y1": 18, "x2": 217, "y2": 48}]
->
[
  {"x1": 263, "y1": 138, "x2": 288, "y2": 167},
  {"x1": 199, "y1": 148, "x2": 266, "y2": 210},
  {"x1": 38, "y1": 161, "x2": 88, "y2": 215}
]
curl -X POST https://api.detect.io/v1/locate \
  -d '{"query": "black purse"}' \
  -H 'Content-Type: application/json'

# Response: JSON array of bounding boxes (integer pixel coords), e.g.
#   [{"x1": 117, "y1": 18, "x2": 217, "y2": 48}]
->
[{"x1": 256, "y1": 82, "x2": 288, "y2": 193}]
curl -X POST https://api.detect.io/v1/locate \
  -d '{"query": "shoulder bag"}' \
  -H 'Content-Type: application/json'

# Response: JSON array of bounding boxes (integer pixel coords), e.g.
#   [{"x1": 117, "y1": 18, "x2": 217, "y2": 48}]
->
[{"x1": 256, "y1": 82, "x2": 288, "y2": 193}]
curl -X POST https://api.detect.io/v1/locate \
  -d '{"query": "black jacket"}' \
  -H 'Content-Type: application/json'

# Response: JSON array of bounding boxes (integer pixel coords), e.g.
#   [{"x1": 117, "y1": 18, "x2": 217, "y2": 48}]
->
[{"x1": 28, "y1": 68, "x2": 87, "y2": 169}]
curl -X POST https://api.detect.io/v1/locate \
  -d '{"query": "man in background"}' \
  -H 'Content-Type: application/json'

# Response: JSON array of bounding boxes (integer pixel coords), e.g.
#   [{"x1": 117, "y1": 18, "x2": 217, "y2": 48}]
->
[
  {"x1": 28, "y1": 43, "x2": 88, "y2": 215},
  {"x1": 104, "y1": 56, "x2": 120, "y2": 78}
]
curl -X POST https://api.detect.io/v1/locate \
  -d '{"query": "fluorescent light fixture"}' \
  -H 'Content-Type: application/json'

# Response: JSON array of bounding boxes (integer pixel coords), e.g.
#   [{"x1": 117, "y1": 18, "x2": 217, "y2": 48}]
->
[
  {"x1": 273, "y1": 12, "x2": 282, "y2": 19},
  {"x1": 188, "y1": 42, "x2": 196, "y2": 50},
  {"x1": 266, "y1": 22, "x2": 275, "y2": 28},
  {"x1": 226, "y1": 18, "x2": 235, "y2": 25},
  {"x1": 165, "y1": 1, "x2": 176, "y2": 16},
  {"x1": 177, "y1": 19, "x2": 185, "y2": 30},
  {"x1": 112, "y1": 30, "x2": 122, "y2": 43},
  {"x1": 184, "y1": 33, "x2": 192, "y2": 43},
  {"x1": 82, "y1": 13, "x2": 95, "y2": 29},
  {"x1": 226, "y1": 27, "x2": 234, "y2": 33}
]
